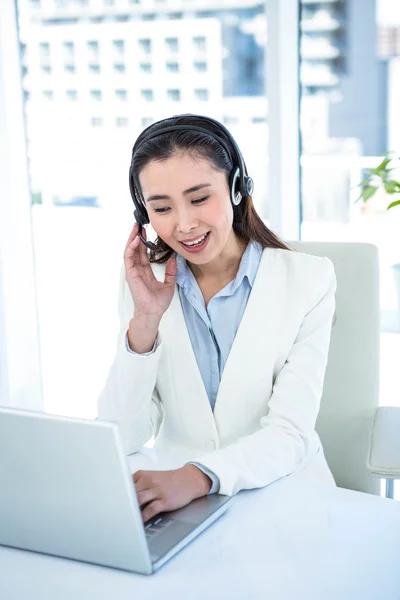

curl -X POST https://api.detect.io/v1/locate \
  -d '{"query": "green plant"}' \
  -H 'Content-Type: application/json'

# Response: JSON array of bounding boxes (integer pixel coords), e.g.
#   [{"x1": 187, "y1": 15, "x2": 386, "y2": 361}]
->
[{"x1": 356, "y1": 152, "x2": 400, "y2": 210}]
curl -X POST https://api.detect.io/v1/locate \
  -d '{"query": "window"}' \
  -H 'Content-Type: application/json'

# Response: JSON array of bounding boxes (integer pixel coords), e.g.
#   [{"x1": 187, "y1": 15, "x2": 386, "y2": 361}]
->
[
  {"x1": 116, "y1": 117, "x2": 129, "y2": 127},
  {"x1": 113, "y1": 40, "x2": 125, "y2": 54},
  {"x1": 90, "y1": 90, "x2": 102, "y2": 101},
  {"x1": 113, "y1": 63, "x2": 126, "y2": 74},
  {"x1": 89, "y1": 64, "x2": 100, "y2": 74},
  {"x1": 165, "y1": 37, "x2": 179, "y2": 53},
  {"x1": 39, "y1": 42, "x2": 50, "y2": 57},
  {"x1": 65, "y1": 64, "x2": 76, "y2": 73},
  {"x1": 63, "y1": 41, "x2": 74, "y2": 57},
  {"x1": 104, "y1": 0, "x2": 115, "y2": 4},
  {"x1": 194, "y1": 88, "x2": 208, "y2": 101},
  {"x1": 42, "y1": 90, "x2": 53, "y2": 100},
  {"x1": 167, "y1": 89, "x2": 180, "y2": 101},
  {"x1": 91, "y1": 117, "x2": 103, "y2": 127},
  {"x1": 194, "y1": 61, "x2": 207, "y2": 72},
  {"x1": 138, "y1": 38, "x2": 151, "y2": 54},
  {"x1": 141, "y1": 89, "x2": 154, "y2": 101},
  {"x1": 115, "y1": 89, "x2": 127, "y2": 101},
  {"x1": 66, "y1": 90, "x2": 77, "y2": 101},
  {"x1": 141, "y1": 117, "x2": 153, "y2": 127},
  {"x1": 41, "y1": 65, "x2": 51, "y2": 74},
  {"x1": 139, "y1": 63, "x2": 152, "y2": 73},
  {"x1": 252, "y1": 117, "x2": 266, "y2": 124},
  {"x1": 223, "y1": 116, "x2": 239, "y2": 126},
  {"x1": 87, "y1": 40, "x2": 99, "y2": 58},
  {"x1": 193, "y1": 36, "x2": 206, "y2": 52},
  {"x1": 166, "y1": 62, "x2": 179, "y2": 73}
]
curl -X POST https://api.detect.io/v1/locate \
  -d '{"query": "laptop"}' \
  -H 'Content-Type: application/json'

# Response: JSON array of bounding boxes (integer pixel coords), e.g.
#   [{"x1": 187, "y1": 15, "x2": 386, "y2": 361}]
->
[{"x1": 0, "y1": 407, "x2": 231, "y2": 574}]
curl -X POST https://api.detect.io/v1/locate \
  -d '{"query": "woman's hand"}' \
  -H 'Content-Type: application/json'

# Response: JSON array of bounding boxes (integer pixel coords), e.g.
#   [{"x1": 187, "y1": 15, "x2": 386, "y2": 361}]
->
[
  {"x1": 133, "y1": 465, "x2": 212, "y2": 523},
  {"x1": 123, "y1": 224, "x2": 176, "y2": 321}
]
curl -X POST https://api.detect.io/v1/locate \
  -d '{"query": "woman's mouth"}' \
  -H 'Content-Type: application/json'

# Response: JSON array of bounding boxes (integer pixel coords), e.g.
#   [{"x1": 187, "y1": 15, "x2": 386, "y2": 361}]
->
[{"x1": 179, "y1": 232, "x2": 210, "y2": 253}]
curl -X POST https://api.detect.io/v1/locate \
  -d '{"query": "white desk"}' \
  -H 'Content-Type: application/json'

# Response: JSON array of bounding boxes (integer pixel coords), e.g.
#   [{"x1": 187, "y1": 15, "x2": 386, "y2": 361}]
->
[{"x1": 1, "y1": 449, "x2": 400, "y2": 600}]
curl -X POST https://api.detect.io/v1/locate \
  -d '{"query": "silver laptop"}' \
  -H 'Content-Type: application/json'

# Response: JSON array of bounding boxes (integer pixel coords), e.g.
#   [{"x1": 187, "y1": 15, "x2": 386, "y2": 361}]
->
[{"x1": 0, "y1": 407, "x2": 231, "y2": 574}]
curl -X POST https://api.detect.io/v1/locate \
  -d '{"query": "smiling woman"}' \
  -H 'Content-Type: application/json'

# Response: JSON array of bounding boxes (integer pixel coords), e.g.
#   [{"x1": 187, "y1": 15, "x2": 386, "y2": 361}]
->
[{"x1": 98, "y1": 114, "x2": 337, "y2": 523}]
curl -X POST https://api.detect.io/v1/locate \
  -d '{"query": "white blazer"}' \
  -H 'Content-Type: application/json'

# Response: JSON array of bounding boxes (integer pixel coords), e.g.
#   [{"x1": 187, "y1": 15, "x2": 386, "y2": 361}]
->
[{"x1": 97, "y1": 247, "x2": 337, "y2": 496}]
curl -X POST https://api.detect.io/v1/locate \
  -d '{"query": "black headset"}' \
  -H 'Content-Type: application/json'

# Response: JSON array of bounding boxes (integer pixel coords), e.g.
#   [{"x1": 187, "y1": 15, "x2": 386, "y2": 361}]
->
[{"x1": 129, "y1": 114, "x2": 254, "y2": 251}]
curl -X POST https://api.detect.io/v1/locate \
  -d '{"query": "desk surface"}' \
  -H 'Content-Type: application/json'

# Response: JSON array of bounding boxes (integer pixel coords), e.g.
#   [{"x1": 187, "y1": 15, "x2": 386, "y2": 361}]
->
[{"x1": 1, "y1": 449, "x2": 400, "y2": 600}]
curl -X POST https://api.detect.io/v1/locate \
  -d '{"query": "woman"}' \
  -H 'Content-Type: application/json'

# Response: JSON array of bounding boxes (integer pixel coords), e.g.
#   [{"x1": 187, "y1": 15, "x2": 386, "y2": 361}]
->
[{"x1": 98, "y1": 114, "x2": 337, "y2": 523}]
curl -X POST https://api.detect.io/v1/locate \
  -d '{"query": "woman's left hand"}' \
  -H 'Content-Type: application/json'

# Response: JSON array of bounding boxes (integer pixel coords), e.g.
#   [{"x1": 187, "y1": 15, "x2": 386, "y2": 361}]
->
[{"x1": 133, "y1": 465, "x2": 212, "y2": 522}]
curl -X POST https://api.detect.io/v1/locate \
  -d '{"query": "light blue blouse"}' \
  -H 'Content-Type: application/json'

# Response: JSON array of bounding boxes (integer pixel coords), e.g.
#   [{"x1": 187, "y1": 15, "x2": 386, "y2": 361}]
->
[{"x1": 175, "y1": 241, "x2": 263, "y2": 410}]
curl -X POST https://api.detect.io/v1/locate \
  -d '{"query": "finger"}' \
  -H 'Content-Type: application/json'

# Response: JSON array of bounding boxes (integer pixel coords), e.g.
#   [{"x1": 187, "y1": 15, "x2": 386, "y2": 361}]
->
[
  {"x1": 133, "y1": 471, "x2": 154, "y2": 492},
  {"x1": 138, "y1": 229, "x2": 151, "y2": 267},
  {"x1": 164, "y1": 255, "x2": 177, "y2": 286},
  {"x1": 136, "y1": 488, "x2": 158, "y2": 508},
  {"x1": 141, "y1": 500, "x2": 164, "y2": 523},
  {"x1": 123, "y1": 235, "x2": 141, "y2": 267},
  {"x1": 124, "y1": 223, "x2": 139, "y2": 253}
]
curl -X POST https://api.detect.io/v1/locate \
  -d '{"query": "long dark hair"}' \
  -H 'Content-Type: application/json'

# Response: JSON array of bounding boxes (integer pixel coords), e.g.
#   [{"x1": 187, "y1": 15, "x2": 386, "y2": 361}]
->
[{"x1": 130, "y1": 114, "x2": 292, "y2": 263}]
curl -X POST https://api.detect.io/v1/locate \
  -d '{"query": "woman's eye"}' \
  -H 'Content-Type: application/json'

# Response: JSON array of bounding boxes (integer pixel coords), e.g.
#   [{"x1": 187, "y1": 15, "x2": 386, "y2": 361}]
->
[
  {"x1": 154, "y1": 207, "x2": 170, "y2": 214},
  {"x1": 192, "y1": 196, "x2": 209, "y2": 205}
]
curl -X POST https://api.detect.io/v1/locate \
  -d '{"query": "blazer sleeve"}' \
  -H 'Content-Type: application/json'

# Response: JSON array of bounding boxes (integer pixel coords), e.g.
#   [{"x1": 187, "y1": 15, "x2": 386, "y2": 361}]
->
[
  {"x1": 97, "y1": 264, "x2": 163, "y2": 454},
  {"x1": 192, "y1": 257, "x2": 337, "y2": 496}
]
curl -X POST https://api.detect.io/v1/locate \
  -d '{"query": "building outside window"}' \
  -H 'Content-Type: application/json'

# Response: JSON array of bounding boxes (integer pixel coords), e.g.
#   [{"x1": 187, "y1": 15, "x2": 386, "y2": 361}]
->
[
  {"x1": 65, "y1": 64, "x2": 75, "y2": 73},
  {"x1": 91, "y1": 117, "x2": 103, "y2": 127},
  {"x1": 66, "y1": 90, "x2": 77, "y2": 101},
  {"x1": 193, "y1": 36, "x2": 206, "y2": 52},
  {"x1": 138, "y1": 38, "x2": 151, "y2": 54},
  {"x1": 90, "y1": 90, "x2": 102, "y2": 101},
  {"x1": 139, "y1": 62, "x2": 152, "y2": 73},
  {"x1": 165, "y1": 37, "x2": 179, "y2": 53},
  {"x1": 194, "y1": 61, "x2": 207, "y2": 72},
  {"x1": 41, "y1": 65, "x2": 51, "y2": 74},
  {"x1": 112, "y1": 39, "x2": 125, "y2": 54},
  {"x1": 39, "y1": 42, "x2": 50, "y2": 57},
  {"x1": 166, "y1": 62, "x2": 179, "y2": 73},
  {"x1": 167, "y1": 88, "x2": 180, "y2": 101},
  {"x1": 141, "y1": 89, "x2": 154, "y2": 101},
  {"x1": 116, "y1": 117, "x2": 129, "y2": 127},
  {"x1": 89, "y1": 64, "x2": 100, "y2": 74},
  {"x1": 87, "y1": 40, "x2": 99, "y2": 59},
  {"x1": 194, "y1": 88, "x2": 208, "y2": 101},
  {"x1": 42, "y1": 90, "x2": 53, "y2": 100},
  {"x1": 115, "y1": 89, "x2": 127, "y2": 101},
  {"x1": 113, "y1": 63, "x2": 126, "y2": 73},
  {"x1": 141, "y1": 117, "x2": 153, "y2": 127},
  {"x1": 63, "y1": 41, "x2": 74, "y2": 58}
]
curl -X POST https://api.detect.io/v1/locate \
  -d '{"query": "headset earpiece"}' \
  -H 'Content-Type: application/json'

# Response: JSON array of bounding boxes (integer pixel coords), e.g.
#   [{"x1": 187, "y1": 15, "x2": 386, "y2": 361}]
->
[{"x1": 230, "y1": 167, "x2": 242, "y2": 206}]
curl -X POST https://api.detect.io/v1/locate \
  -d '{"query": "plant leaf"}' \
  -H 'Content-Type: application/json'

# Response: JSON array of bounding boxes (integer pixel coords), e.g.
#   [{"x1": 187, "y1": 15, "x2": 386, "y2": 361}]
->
[
  {"x1": 387, "y1": 199, "x2": 400, "y2": 210},
  {"x1": 384, "y1": 180, "x2": 400, "y2": 194},
  {"x1": 360, "y1": 185, "x2": 379, "y2": 202},
  {"x1": 375, "y1": 157, "x2": 392, "y2": 173}
]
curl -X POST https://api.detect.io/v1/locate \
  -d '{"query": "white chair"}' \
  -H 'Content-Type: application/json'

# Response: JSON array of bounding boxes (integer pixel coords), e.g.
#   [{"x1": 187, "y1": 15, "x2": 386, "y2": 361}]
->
[{"x1": 290, "y1": 241, "x2": 400, "y2": 497}]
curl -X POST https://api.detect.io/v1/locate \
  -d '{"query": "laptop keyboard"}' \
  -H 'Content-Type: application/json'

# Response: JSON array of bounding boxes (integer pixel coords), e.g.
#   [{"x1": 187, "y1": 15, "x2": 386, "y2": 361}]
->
[{"x1": 144, "y1": 515, "x2": 174, "y2": 541}]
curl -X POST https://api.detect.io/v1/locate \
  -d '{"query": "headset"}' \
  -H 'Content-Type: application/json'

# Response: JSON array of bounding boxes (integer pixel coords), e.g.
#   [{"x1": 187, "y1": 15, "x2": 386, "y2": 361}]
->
[{"x1": 129, "y1": 114, "x2": 254, "y2": 251}]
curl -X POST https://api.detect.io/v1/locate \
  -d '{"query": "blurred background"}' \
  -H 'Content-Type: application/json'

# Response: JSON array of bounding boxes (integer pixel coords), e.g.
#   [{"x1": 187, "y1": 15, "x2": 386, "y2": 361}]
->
[{"x1": 3, "y1": 0, "x2": 400, "y2": 419}]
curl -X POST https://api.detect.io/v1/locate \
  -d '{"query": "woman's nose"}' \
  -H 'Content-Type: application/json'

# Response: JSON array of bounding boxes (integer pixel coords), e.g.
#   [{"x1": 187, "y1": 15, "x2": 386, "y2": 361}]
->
[{"x1": 175, "y1": 209, "x2": 198, "y2": 234}]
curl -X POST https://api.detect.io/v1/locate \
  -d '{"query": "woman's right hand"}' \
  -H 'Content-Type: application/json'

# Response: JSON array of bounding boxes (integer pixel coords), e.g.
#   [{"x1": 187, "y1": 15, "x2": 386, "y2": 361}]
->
[{"x1": 123, "y1": 224, "x2": 177, "y2": 321}]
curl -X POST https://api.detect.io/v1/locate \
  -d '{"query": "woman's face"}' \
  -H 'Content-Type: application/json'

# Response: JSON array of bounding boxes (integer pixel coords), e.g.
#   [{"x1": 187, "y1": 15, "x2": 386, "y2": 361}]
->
[{"x1": 139, "y1": 152, "x2": 235, "y2": 264}]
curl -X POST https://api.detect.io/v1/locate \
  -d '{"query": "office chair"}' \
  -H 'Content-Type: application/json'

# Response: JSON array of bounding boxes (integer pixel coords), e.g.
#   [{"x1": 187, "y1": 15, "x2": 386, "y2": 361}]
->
[{"x1": 290, "y1": 242, "x2": 400, "y2": 498}]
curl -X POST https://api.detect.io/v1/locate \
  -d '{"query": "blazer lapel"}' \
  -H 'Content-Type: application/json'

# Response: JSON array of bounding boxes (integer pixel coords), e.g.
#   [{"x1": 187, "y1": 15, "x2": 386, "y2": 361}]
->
[{"x1": 213, "y1": 248, "x2": 280, "y2": 420}]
